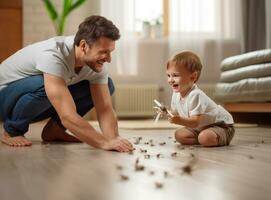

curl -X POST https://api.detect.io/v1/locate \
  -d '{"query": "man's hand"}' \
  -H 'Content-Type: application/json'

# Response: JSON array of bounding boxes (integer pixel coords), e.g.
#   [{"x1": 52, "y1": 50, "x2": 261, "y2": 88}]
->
[{"x1": 101, "y1": 137, "x2": 134, "y2": 152}]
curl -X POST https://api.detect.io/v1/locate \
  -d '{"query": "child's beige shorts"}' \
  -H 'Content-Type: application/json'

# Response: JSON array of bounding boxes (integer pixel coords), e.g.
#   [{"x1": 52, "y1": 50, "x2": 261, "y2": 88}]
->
[{"x1": 185, "y1": 122, "x2": 235, "y2": 146}]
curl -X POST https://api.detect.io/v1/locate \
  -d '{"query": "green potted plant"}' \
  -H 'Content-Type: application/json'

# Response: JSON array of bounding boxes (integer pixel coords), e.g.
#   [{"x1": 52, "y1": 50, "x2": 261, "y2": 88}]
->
[
  {"x1": 43, "y1": 0, "x2": 87, "y2": 35},
  {"x1": 142, "y1": 20, "x2": 151, "y2": 38},
  {"x1": 152, "y1": 16, "x2": 163, "y2": 38}
]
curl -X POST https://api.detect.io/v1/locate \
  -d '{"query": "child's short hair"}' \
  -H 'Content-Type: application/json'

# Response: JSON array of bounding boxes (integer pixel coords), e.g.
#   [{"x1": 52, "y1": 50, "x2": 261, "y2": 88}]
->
[{"x1": 167, "y1": 51, "x2": 202, "y2": 82}]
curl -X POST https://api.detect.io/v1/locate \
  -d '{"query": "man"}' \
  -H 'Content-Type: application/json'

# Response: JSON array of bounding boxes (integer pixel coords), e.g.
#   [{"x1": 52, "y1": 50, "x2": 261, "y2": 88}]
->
[{"x1": 0, "y1": 15, "x2": 133, "y2": 152}]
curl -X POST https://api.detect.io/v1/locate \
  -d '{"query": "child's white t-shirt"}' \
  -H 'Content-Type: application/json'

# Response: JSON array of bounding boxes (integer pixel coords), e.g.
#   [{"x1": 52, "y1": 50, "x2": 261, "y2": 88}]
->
[{"x1": 171, "y1": 84, "x2": 234, "y2": 129}]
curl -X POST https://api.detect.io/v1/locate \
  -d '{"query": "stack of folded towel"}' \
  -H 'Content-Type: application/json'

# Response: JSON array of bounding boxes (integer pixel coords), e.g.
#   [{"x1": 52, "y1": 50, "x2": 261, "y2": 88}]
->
[{"x1": 215, "y1": 49, "x2": 271, "y2": 103}]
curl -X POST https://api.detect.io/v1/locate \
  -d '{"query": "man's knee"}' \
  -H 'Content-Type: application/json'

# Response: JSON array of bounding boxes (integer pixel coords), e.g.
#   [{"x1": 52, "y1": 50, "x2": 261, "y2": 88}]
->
[
  {"x1": 0, "y1": 75, "x2": 47, "y2": 121},
  {"x1": 108, "y1": 77, "x2": 115, "y2": 96}
]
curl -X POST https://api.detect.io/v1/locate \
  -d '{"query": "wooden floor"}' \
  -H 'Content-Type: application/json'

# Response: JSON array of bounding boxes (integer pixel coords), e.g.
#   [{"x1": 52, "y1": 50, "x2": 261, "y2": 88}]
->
[{"x1": 1, "y1": 121, "x2": 271, "y2": 200}]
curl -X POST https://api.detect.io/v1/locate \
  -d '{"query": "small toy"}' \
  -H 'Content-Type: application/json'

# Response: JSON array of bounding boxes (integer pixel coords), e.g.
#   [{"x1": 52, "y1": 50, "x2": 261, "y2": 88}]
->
[{"x1": 153, "y1": 99, "x2": 173, "y2": 123}]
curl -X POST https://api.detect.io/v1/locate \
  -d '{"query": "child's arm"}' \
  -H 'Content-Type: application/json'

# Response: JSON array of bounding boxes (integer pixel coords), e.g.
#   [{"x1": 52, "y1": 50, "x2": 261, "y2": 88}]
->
[{"x1": 167, "y1": 114, "x2": 202, "y2": 128}]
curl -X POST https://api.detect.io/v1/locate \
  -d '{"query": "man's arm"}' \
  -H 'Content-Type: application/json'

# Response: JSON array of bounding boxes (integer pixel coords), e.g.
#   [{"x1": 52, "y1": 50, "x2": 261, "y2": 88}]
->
[
  {"x1": 44, "y1": 73, "x2": 132, "y2": 151},
  {"x1": 90, "y1": 83, "x2": 120, "y2": 139}
]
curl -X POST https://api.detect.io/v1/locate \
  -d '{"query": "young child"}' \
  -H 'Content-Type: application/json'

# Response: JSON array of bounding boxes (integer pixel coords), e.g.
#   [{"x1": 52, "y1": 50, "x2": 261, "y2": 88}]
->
[{"x1": 165, "y1": 51, "x2": 234, "y2": 147}]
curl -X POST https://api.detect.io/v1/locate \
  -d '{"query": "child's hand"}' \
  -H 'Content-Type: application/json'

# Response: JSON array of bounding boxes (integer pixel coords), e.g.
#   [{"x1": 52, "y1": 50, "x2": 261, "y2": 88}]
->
[
  {"x1": 153, "y1": 106, "x2": 168, "y2": 116},
  {"x1": 167, "y1": 114, "x2": 181, "y2": 124}
]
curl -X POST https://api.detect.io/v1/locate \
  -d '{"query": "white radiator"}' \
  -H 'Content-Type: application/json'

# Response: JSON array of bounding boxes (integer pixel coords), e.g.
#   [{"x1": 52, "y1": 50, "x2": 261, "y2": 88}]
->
[{"x1": 113, "y1": 84, "x2": 159, "y2": 117}]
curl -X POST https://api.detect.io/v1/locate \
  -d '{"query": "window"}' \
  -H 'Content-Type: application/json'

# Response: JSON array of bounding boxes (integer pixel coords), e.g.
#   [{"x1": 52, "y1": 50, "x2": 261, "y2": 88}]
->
[
  {"x1": 170, "y1": 0, "x2": 216, "y2": 33},
  {"x1": 135, "y1": 0, "x2": 163, "y2": 32}
]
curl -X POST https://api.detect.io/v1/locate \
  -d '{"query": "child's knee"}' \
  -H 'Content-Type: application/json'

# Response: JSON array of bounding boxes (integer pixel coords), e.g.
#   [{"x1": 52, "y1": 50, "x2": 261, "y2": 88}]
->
[
  {"x1": 174, "y1": 130, "x2": 184, "y2": 142},
  {"x1": 198, "y1": 131, "x2": 218, "y2": 147},
  {"x1": 174, "y1": 129, "x2": 192, "y2": 144}
]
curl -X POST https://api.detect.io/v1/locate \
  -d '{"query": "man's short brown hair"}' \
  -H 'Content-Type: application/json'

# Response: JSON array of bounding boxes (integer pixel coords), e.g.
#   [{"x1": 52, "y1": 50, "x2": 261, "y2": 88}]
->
[
  {"x1": 74, "y1": 15, "x2": 120, "y2": 46},
  {"x1": 167, "y1": 51, "x2": 202, "y2": 82}
]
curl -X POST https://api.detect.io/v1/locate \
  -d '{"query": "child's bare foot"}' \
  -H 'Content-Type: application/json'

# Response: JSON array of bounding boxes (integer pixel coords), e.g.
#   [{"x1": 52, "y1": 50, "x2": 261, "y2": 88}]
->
[
  {"x1": 1, "y1": 131, "x2": 32, "y2": 147},
  {"x1": 41, "y1": 118, "x2": 81, "y2": 143}
]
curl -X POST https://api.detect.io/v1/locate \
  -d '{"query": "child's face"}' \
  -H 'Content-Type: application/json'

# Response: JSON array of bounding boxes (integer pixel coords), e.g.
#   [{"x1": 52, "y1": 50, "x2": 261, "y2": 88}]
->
[{"x1": 166, "y1": 63, "x2": 197, "y2": 96}]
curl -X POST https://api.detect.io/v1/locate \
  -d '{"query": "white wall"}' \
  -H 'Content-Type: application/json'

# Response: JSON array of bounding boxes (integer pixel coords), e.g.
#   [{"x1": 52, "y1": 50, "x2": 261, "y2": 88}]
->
[
  {"x1": 23, "y1": 0, "x2": 100, "y2": 46},
  {"x1": 108, "y1": 38, "x2": 241, "y2": 105},
  {"x1": 22, "y1": 0, "x2": 241, "y2": 106},
  {"x1": 108, "y1": 39, "x2": 170, "y2": 103}
]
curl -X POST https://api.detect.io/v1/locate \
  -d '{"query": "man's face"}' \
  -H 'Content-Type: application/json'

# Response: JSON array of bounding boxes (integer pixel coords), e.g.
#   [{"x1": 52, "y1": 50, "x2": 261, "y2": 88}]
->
[{"x1": 81, "y1": 37, "x2": 115, "y2": 72}]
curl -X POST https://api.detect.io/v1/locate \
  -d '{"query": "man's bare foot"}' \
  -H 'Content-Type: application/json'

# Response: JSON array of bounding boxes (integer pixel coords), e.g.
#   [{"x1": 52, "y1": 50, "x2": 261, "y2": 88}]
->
[
  {"x1": 41, "y1": 118, "x2": 81, "y2": 143},
  {"x1": 1, "y1": 131, "x2": 32, "y2": 147}
]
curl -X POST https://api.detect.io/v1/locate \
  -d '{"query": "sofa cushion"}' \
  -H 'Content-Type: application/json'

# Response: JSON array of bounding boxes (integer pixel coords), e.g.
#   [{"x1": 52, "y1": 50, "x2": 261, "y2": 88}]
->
[
  {"x1": 220, "y1": 63, "x2": 271, "y2": 82},
  {"x1": 215, "y1": 77, "x2": 271, "y2": 103},
  {"x1": 221, "y1": 49, "x2": 271, "y2": 71}
]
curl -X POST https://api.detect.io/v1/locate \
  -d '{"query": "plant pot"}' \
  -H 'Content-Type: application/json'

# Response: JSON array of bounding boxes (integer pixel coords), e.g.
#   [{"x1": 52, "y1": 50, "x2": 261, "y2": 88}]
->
[
  {"x1": 142, "y1": 23, "x2": 151, "y2": 38},
  {"x1": 152, "y1": 24, "x2": 163, "y2": 38}
]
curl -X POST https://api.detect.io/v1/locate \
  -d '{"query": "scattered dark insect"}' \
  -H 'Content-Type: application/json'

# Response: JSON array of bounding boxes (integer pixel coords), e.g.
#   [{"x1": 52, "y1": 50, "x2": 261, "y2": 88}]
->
[
  {"x1": 128, "y1": 148, "x2": 136, "y2": 155},
  {"x1": 248, "y1": 155, "x2": 254, "y2": 159},
  {"x1": 178, "y1": 145, "x2": 185, "y2": 150},
  {"x1": 149, "y1": 171, "x2": 155, "y2": 175},
  {"x1": 134, "y1": 137, "x2": 143, "y2": 145},
  {"x1": 135, "y1": 165, "x2": 145, "y2": 171},
  {"x1": 148, "y1": 139, "x2": 155, "y2": 147},
  {"x1": 155, "y1": 182, "x2": 163, "y2": 189},
  {"x1": 135, "y1": 158, "x2": 145, "y2": 171},
  {"x1": 116, "y1": 165, "x2": 123, "y2": 170},
  {"x1": 144, "y1": 142, "x2": 149, "y2": 145},
  {"x1": 164, "y1": 171, "x2": 169, "y2": 178},
  {"x1": 120, "y1": 174, "x2": 129, "y2": 181},
  {"x1": 190, "y1": 153, "x2": 195, "y2": 158},
  {"x1": 144, "y1": 154, "x2": 150, "y2": 159},
  {"x1": 168, "y1": 136, "x2": 173, "y2": 139},
  {"x1": 181, "y1": 156, "x2": 197, "y2": 175},
  {"x1": 140, "y1": 148, "x2": 148, "y2": 153},
  {"x1": 174, "y1": 140, "x2": 177, "y2": 143},
  {"x1": 134, "y1": 140, "x2": 140, "y2": 145},
  {"x1": 159, "y1": 142, "x2": 166, "y2": 146},
  {"x1": 156, "y1": 154, "x2": 162, "y2": 158},
  {"x1": 182, "y1": 165, "x2": 192, "y2": 175},
  {"x1": 171, "y1": 152, "x2": 178, "y2": 157},
  {"x1": 261, "y1": 139, "x2": 265, "y2": 144}
]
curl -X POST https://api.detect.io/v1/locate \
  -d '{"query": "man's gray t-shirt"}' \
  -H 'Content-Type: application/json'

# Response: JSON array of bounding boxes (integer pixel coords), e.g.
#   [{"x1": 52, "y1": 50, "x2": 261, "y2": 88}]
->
[{"x1": 0, "y1": 36, "x2": 108, "y2": 91}]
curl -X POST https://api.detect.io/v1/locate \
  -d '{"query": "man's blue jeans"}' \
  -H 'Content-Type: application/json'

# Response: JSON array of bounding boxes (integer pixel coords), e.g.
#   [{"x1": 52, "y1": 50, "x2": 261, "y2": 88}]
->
[{"x1": 0, "y1": 75, "x2": 115, "y2": 137}]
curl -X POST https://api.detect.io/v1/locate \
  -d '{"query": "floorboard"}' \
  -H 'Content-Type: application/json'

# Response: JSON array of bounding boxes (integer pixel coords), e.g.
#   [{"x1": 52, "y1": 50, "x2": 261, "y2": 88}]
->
[{"x1": 0, "y1": 121, "x2": 271, "y2": 200}]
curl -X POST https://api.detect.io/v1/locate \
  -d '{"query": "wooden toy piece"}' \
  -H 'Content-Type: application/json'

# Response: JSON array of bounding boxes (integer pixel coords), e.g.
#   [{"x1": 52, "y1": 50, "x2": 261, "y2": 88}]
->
[{"x1": 153, "y1": 99, "x2": 174, "y2": 123}]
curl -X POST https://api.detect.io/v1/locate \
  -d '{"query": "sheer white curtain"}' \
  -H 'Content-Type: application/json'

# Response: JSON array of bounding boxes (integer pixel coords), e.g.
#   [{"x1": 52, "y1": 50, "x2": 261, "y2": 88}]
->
[
  {"x1": 266, "y1": 0, "x2": 271, "y2": 48},
  {"x1": 101, "y1": 0, "x2": 138, "y2": 75},
  {"x1": 169, "y1": 0, "x2": 244, "y2": 83}
]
